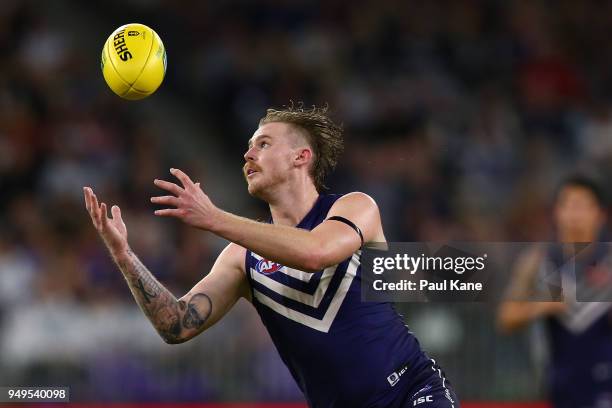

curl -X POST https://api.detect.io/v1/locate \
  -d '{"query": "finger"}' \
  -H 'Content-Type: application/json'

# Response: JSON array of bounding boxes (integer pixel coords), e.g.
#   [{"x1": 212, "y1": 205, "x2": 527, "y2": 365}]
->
[
  {"x1": 92, "y1": 193, "x2": 102, "y2": 227},
  {"x1": 83, "y1": 187, "x2": 91, "y2": 213},
  {"x1": 85, "y1": 187, "x2": 96, "y2": 211},
  {"x1": 91, "y1": 190, "x2": 100, "y2": 211},
  {"x1": 111, "y1": 204, "x2": 122, "y2": 221},
  {"x1": 85, "y1": 188, "x2": 100, "y2": 226},
  {"x1": 84, "y1": 189, "x2": 98, "y2": 226},
  {"x1": 111, "y1": 205, "x2": 126, "y2": 230},
  {"x1": 154, "y1": 208, "x2": 186, "y2": 217},
  {"x1": 154, "y1": 178, "x2": 184, "y2": 196},
  {"x1": 170, "y1": 168, "x2": 195, "y2": 189},
  {"x1": 112, "y1": 205, "x2": 128, "y2": 232},
  {"x1": 150, "y1": 195, "x2": 181, "y2": 207},
  {"x1": 100, "y1": 202, "x2": 109, "y2": 228}
]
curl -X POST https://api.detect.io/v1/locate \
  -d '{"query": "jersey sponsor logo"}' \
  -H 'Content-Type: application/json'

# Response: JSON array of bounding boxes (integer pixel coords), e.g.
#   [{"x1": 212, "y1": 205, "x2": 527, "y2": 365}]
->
[
  {"x1": 255, "y1": 258, "x2": 283, "y2": 275},
  {"x1": 387, "y1": 363, "x2": 409, "y2": 387},
  {"x1": 414, "y1": 395, "x2": 434, "y2": 405},
  {"x1": 387, "y1": 372, "x2": 400, "y2": 387}
]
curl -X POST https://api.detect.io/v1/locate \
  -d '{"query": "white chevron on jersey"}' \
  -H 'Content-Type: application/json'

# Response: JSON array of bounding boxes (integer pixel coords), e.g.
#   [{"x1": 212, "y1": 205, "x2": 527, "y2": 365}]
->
[
  {"x1": 561, "y1": 301, "x2": 612, "y2": 333},
  {"x1": 252, "y1": 251, "x2": 361, "y2": 333},
  {"x1": 558, "y1": 270, "x2": 612, "y2": 333},
  {"x1": 251, "y1": 264, "x2": 337, "y2": 307}
]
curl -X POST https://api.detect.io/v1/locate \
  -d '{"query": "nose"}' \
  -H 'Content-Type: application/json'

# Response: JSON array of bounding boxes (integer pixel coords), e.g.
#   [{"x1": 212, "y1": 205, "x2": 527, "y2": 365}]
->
[{"x1": 244, "y1": 146, "x2": 257, "y2": 162}]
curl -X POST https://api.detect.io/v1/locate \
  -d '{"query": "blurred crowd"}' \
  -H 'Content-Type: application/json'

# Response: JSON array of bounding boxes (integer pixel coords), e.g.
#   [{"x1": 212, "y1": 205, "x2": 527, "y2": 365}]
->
[
  {"x1": 2, "y1": 0, "x2": 612, "y2": 402},
  {"x1": 122, "y1": 0, "x2": 612, "y2": 239}
]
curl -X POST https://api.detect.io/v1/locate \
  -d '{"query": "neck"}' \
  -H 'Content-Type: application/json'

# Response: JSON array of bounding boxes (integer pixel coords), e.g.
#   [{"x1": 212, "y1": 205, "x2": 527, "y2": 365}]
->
[
  {"x1": 558, "y1": 228, "x2": 599, "y2": 243},
  {"x1": 267, "y1": 182, "x2": 320, "y2": 226}
]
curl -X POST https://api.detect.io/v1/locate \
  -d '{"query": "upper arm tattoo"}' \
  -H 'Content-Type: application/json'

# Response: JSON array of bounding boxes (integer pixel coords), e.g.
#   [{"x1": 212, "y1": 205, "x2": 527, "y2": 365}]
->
[{"x1": 182, "y1": 293, "x2": 213, "y2": 330}]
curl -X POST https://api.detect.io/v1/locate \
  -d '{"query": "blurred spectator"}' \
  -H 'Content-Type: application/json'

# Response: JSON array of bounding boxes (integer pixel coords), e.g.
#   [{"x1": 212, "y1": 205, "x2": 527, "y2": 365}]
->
[
  {"x1": 498, "y1": 174, "x2": 612, "y2": 407},
  {"x1": 3, "y1": 0, "x2": 612, "y2": 402}
]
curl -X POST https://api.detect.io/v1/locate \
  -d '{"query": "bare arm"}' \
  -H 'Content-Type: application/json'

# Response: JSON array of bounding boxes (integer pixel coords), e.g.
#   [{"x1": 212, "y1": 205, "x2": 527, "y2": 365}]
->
[
  {"x1": 115, "y1": 244, "x2": 247, "y2": 343},
  {"x1": 496, "y1": 245, "x2": 566, "y2": 333},
  {"x1": 212, "y1": 192, "x2": 384, "y2": 271},
  {"x1": 151, "y1": 169, "x2": 385, "y2": 272},
  {"x1": 498, "y1": 301, "x2": 566, "y2": 334},
  {"x1": 84, "y1": 187, "x2": 248, "y2": 344},
  {"x1": 113, "y1": 249, "x2": 192, "y2": 343}
]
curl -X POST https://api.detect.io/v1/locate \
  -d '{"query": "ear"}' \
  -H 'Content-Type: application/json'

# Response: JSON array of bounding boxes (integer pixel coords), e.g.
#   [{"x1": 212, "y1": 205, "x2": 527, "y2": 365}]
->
[{"x1": 294, "y1": 147, "x2": 313, "y2": 168}]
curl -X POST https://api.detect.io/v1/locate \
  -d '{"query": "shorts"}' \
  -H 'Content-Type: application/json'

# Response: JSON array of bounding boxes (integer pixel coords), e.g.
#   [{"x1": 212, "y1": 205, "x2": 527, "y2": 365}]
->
[
  {"x1": 398, "y1": 359, "x2": 460, "y2": 408},
  {"x1": 404, "y1": 381, "x2": 460, "y2": 408}
]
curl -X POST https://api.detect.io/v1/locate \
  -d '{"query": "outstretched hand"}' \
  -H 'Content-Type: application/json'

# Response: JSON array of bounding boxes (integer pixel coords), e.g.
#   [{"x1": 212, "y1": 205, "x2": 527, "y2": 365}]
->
[
  {"x1": 151, "y1": 168, "x2": 221, "y2": 231},
  {"x1": 83, "y1": 187, "x2": 129, "y2": 255}
]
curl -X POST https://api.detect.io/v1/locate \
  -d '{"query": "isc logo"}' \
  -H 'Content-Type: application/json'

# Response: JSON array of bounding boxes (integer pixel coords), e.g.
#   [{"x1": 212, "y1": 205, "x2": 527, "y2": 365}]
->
[{"x1": 414, "y1": 395, "x2": 433, "y2": 405}]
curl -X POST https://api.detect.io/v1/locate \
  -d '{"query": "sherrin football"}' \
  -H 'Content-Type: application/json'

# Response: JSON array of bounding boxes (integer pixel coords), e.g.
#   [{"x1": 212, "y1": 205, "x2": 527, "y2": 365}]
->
[{"x1": 101, "y1": 23, "x2": 167, "y2": 100}]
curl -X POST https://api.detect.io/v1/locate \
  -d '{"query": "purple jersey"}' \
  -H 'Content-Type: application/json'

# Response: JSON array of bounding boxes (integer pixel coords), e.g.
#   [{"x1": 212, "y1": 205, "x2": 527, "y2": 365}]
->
[
  {"x1": 245, "y1": 194, "x2": 448, "y2": 408},
  {"x1": 543, "y1": 244, "x2": 612, "y2": 408}
]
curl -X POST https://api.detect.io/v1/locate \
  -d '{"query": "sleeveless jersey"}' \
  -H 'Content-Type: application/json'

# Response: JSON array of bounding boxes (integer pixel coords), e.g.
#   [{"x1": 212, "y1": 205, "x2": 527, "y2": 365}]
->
[
  {"x1": 541, "y1": 243, "x2": 612, "y2": 407},
  {"x1": 245, "y1": 194, "x2": 434, "y2": 408}
]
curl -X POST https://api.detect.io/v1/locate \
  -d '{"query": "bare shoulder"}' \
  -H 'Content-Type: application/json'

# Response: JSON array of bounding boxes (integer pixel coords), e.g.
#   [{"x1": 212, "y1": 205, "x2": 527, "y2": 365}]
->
[
  {"x1": 218, "y1": 242, "x2": 247, "y2": 272},
  {"x1": 328, "y1": 192, "x2": 385, "y2": 243},
  {"x1": 335, "y1": 192, "x2": 379, "y2": 208},
  {"x1": 223, "y1": 242, "x2": 248, "y2": 257}
]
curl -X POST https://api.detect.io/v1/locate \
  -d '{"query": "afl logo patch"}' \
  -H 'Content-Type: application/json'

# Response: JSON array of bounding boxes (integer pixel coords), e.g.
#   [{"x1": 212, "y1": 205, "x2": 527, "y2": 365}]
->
[{"x1": 256, "y1": 259, "x2": 283, "y2": 274}]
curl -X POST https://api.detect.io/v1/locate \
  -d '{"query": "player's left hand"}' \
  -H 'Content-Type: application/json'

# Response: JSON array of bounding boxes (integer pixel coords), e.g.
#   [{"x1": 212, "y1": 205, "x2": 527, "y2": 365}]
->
[{"x1": 151, "y1": 168, "x2": 222, "y2": 231}]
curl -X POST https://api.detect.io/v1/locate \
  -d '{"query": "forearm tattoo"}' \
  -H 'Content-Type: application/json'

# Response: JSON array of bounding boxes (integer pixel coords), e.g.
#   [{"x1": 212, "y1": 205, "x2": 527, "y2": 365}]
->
[
  {"x1": 136, "y1": 278, "x2": 158, "y2": 304},
  {"x1": 115, "y1": 250, "x2": 212, "y2": 344}
]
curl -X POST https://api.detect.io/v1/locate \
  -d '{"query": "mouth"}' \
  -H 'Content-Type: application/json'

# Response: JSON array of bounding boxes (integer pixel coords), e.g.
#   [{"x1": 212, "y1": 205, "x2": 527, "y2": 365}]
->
[{"x1": 246, "y1": 169, "x2": 259, "y2": 178}]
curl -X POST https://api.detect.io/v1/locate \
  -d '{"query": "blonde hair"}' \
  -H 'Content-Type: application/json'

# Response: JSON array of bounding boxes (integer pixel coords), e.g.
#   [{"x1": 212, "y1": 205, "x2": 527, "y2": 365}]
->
[{"x1": 259, "y1": 104, "x2": 343, "y2": 191}]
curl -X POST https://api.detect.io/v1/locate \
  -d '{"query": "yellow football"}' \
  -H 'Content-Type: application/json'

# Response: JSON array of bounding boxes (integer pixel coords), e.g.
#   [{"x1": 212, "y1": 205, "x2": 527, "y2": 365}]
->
[{"x1": 101, "y1": 23, "x2": 167, "y2": 100}]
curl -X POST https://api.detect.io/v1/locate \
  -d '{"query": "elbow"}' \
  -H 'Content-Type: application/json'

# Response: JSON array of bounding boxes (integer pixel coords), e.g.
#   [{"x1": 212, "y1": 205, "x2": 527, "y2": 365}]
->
[
  {"x1": 161, "y1": 326, "x2": 208, "y2": 345},
  {"x1": 300, "y1": 244, "x2": 331, "y2": 273},
  {"x1": 158, "y1": 325, "x2": 192, "y2": 345},
  {"x1": 300, "y1": 257, "x2": 324, "y2": 273},
  {"x1": 161, "y1": 334, "x2": 191, "y2": 345}
]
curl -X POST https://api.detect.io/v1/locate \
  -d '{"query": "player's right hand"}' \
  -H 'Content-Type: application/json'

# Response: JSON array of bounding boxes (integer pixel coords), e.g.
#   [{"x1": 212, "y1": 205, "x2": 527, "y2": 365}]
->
[{"x1": 83, "y1": 187, "x2": 129, "y2": 256}]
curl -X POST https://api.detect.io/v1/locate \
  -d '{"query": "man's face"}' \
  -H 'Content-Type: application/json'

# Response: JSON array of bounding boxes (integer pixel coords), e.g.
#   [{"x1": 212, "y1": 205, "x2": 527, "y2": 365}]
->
[
  {"x1": 243, "y1": 122, "x2": 304, "y2": 197},
  {"x1": 554, "y1": 185, "x2": 605, "y2": 240}
]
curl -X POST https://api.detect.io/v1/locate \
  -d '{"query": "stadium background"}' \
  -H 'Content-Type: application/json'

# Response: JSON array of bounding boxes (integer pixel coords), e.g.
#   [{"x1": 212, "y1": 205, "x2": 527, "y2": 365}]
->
[{"x1": 1, "y1": 0, "x2": 610, "y2": 405}]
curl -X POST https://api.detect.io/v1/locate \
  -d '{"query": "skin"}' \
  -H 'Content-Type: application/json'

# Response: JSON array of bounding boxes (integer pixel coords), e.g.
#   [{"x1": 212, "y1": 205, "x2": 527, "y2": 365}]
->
[
  {"x1": 496, "y1": 185, "x2": 606, "y2": 333},
  {"x1": 84, "y1": 121, "x2": 386, "y2": 344}
]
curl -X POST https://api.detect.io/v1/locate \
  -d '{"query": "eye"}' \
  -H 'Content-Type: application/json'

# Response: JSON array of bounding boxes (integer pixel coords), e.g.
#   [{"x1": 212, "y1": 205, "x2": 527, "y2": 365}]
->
[{"x1": 260, "y1": 141, "x2": 270, "y2": 148}]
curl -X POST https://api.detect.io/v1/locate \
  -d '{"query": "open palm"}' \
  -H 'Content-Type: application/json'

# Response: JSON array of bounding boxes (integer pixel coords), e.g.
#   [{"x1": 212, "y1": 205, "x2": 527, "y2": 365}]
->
[{"x1": 83, "y1": 187, "x2": 129, "y2": 255}]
